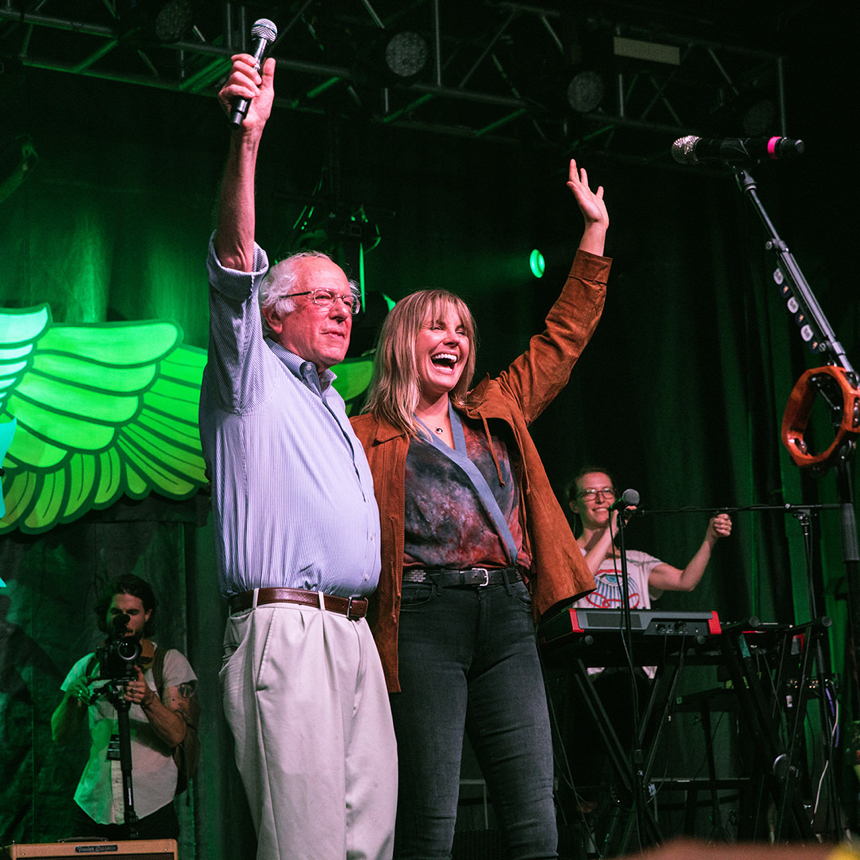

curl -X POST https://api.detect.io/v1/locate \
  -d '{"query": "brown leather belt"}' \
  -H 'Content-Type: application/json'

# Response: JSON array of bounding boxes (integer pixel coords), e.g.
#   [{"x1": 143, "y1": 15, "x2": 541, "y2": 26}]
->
[{"x1": 229, "y1": 587, "x2": 368, "y2": 620}]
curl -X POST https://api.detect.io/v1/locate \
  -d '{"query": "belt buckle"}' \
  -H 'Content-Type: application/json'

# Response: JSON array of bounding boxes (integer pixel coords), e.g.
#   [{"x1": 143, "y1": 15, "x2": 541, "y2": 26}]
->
[
  {"x1": 346, "y1": 595, "x2": 360, "y2": 620},
  {"x1": 472, "y1": 568, "x2": 490, "y2": 587}
]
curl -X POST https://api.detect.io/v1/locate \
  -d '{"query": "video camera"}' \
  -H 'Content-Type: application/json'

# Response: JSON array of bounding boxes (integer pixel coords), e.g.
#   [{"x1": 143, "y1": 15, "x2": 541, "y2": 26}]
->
[{"x1": 96, "y1": 612, "x2": 142, "y2": 681}]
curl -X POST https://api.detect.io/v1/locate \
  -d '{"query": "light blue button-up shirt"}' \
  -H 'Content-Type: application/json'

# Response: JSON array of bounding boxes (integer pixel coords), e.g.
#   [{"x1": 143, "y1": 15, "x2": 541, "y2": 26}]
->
[{"x1": 199, "y1": 238, "x2": 380, "y2": 598}]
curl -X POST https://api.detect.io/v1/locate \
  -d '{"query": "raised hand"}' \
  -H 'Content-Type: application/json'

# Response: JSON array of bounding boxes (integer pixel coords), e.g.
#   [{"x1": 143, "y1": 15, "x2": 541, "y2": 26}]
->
[
  {"x1": 567, "y1": 159, "x2": 608, "y2": 230},
  {"x1": 217, "y1": 54, "x2": 276, "y2": 132},
  {"x1": 567, "y1": 159, "x2": 608, "y2": 256},
  {"x1": 706, "y1": 512, "x2": 732, "y2": 543}
]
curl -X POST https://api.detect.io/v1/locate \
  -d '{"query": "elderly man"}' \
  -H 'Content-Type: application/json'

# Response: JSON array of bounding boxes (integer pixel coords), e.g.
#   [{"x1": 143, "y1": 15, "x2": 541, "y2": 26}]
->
[{"x1": 198, "y1": 52, "x2": 397, "y2": 860}]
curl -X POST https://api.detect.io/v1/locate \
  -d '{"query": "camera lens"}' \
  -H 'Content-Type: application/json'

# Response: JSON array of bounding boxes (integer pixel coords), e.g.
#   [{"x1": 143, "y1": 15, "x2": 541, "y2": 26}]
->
[{"x1": 117, "y1": 639, "x2": 141, "y2": 662}]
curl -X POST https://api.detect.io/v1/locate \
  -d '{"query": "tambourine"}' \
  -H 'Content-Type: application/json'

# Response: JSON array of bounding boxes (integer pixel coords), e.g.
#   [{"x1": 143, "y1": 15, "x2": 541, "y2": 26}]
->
[{"x1": 781, "y1": 365, "x2": 860, "y2": 469}]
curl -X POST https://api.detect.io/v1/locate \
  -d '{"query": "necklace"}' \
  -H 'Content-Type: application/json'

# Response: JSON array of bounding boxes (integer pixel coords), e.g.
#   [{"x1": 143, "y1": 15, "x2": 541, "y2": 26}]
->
[{"x1": 413, "y1": 410, "x2": 448, "y2": 437}]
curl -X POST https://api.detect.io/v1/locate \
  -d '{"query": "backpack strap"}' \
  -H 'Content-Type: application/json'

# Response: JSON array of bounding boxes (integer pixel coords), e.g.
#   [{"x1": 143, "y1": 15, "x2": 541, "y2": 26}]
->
[{"x1": 151, "y1": 645, "x2": 167, "y2": 699}]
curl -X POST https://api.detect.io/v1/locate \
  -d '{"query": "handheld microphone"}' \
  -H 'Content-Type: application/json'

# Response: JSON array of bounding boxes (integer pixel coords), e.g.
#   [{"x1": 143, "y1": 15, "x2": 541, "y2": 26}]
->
[
  {"x1": 671, "y1": 135, "x2": 804, "y2": 166},
  {"x1": 608, "y1": 488, "x2": 640, "y2": 512},
  {"x1": 229, "y1": 18, "x2": 278, "y2": 128}
]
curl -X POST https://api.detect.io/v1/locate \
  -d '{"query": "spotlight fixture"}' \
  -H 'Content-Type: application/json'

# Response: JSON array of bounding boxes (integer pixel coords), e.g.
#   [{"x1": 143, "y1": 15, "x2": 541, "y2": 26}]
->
[
  {"x1": 117, "y1": 0, "x2": 195, "y2": 43},
  {"x1": 383, "y1": 31, "x2": 429, "y2": 80},
  {"x1": 0, "y1": 134, "x2": 38, "y2": 205},
  {"x1": 154, "y1": 0, "x2": 194, "y2": 43},
  {"x1": 741, "y1": 98, "x2": 777, "y2": 136},
  {"x1": 704, "y1": 91, "x2": 780, "y2": 140},
  {"x1": 566, "y1": 70, "x2": 604, "y2": 114}
]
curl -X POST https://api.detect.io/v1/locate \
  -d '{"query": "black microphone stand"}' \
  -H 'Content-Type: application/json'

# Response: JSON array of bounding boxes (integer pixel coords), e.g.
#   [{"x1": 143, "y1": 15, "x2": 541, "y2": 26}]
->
[
  {"x1": 732, "y1": 162, "x2": 857, "y2": 836},
  {"x1": 610, "y1": 509, "x2": 658, "y2": 852}
]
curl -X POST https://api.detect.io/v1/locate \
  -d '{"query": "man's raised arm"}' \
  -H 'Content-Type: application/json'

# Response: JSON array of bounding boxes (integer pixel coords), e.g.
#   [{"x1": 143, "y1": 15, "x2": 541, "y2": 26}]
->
[{"x1": 214, "y1": 54, "x2": 276, "y2": 272}]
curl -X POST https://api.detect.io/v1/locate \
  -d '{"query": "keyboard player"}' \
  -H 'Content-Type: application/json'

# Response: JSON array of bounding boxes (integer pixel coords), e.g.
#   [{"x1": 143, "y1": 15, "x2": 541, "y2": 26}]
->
[
  {"x1": 554, "y1": 466, "x2": 731, "y2": 826},
  {"x1": 570, "y1": 467, "x2": 731, "y2": 612}
]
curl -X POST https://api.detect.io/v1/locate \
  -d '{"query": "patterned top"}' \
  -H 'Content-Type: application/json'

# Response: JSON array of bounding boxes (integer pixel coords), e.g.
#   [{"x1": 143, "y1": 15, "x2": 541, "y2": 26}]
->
[
  {"x1": 572, "y1": 549, "x2": 663, "y2": 677},
  {"x1": 573, "y1": 549, "x2": 662, "y2": 610},
  {"x1": 403, "y1": 414, "x2": 528, "y2": 570}
]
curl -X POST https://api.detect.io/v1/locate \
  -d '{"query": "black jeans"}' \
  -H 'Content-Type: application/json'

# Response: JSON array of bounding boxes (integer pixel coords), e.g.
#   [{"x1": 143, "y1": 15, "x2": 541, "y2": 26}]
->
[{"x1": 391, "y1": 579, "x2": 557, "y2": 860}]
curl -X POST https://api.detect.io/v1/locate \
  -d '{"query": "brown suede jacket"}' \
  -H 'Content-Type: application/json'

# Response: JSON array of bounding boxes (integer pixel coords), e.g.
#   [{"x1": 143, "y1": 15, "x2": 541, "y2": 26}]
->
[{"x1": 351, "y1": 249, "x2": 610, "y2": 692}]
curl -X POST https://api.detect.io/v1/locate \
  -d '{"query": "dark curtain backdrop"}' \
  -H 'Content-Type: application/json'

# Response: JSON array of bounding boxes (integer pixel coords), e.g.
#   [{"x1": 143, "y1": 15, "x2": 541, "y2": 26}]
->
[{"x1": 1, "y1": 5, "x2": 857, "y2": 855}]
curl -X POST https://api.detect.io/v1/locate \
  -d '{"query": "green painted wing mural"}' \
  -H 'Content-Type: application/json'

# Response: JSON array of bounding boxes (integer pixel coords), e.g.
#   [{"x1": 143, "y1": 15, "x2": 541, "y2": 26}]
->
[
  {"x1": 0, "y1": 305, "x2": 375, "y2": 535},
  {"x1": 0, "y1": 305, "x2": 208, "y2": 535}
]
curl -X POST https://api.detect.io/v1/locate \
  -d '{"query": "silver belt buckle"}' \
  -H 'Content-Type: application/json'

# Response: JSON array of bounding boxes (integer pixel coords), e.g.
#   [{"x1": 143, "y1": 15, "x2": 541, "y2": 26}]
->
[{"x1": 472, "y1": 568, "x2": 489, "y2": 587}]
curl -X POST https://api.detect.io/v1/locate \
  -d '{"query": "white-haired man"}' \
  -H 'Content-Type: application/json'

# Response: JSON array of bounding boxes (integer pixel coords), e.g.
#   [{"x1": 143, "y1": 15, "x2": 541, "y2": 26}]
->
[{"x1": 199, "y1": 52, "x2": 397, "y2": 860}]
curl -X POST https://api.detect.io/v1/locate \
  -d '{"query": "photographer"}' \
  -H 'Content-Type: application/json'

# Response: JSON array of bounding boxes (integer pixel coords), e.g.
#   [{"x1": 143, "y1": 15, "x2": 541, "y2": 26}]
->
[{"x1": 51, "y1": 575, "x2": 198, "y2": 841}]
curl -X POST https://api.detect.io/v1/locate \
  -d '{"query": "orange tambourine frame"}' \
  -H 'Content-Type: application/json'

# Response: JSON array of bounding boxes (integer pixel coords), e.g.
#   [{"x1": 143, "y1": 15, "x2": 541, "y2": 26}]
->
[{"x1": 781, "y1": 365, "x2": 860, "y2": 469}]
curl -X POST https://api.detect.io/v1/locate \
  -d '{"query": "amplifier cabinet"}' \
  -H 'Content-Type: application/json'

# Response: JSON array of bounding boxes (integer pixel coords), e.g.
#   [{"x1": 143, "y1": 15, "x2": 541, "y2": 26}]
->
[{"x1": 7, "y1": 840, "x2": 177, "y2": 859}]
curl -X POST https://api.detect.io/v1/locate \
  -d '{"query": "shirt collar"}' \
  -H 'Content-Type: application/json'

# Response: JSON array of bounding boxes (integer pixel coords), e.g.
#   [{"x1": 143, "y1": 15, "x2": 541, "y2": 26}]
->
[{"x1": 265, "y1": 337, "x2": 337, "y2": 394}]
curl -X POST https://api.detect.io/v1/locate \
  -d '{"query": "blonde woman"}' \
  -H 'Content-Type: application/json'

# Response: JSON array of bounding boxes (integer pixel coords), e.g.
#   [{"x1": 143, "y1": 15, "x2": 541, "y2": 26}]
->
[{"x1": 351, "y1": 161, "x2": 610, "y2": 859}]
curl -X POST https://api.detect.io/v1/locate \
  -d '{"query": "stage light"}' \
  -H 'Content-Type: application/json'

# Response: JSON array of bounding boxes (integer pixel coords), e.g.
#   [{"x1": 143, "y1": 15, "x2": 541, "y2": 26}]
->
[
  {"x1": 566, "y1": 70, "x2": 604, "y2": 114},
  {"x1": 529, "y1": 250, "x2": 546, "y2": 279},
  {"x1": 701, "y1": 94, "x2": 781, "y2": 147},
  {"x1": 117, "y1": 0, "x2": 195, "y2": 43},
  {"x1": 0, "y1": 134, "x2": 37, "y2": 205},
  {"x1": 383, "y1": 31, "x2": 429, "y2": 80},
  {"x1": 154, "y1": 0, "x2": 194, "y2": 43},
  {"x1": 741, "y1": 98, "x2": 777, "y2": 136}
]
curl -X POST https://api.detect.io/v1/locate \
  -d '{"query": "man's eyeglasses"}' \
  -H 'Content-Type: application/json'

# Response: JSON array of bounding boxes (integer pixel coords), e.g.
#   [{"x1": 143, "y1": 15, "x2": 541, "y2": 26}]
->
[
  {"x1": 285, "y1": 288, "x2": 362, "y2": 315},
  {"x1": 578, "y1": 487, "x2": 617, "y2": 500}
]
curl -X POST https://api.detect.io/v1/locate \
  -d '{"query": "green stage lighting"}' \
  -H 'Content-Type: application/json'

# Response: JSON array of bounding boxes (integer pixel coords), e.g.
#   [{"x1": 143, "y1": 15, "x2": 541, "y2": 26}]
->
[{"x1": 529, "y1": 249, "x2": 546, "y2": 279}]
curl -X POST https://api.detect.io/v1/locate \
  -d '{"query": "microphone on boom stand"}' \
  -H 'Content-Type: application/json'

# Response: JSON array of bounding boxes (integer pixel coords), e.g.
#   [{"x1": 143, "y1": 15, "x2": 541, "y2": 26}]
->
[{"x1": 610, "y1": 488, "x2": 640, "y2": 545}]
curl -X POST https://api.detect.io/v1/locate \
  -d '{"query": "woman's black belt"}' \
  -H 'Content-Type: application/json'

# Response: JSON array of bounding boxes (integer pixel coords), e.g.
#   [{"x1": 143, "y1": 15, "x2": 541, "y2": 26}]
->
[{"x1": 401, "y1": 567, "x2": 523, "y2": 587}]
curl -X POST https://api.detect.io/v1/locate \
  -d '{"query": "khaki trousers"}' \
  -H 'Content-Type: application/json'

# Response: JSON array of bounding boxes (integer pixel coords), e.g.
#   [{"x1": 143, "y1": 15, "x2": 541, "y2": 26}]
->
[{"x1": 221, "y1": 597, "x2": 398, "y2": 860}]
